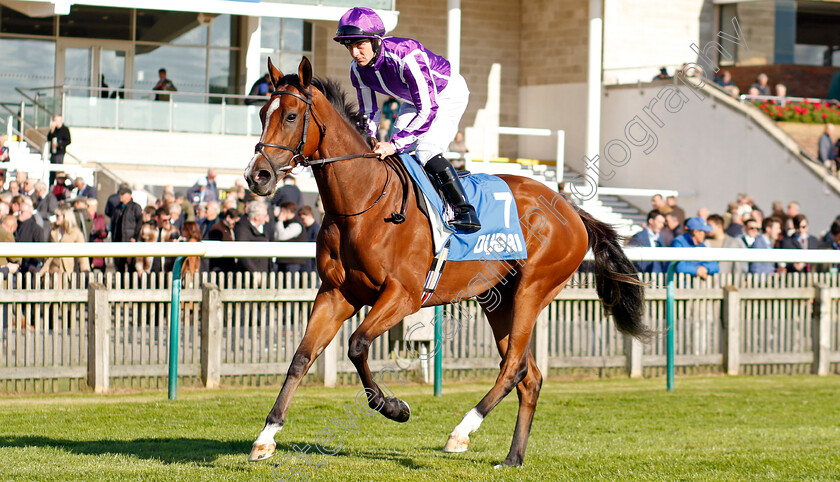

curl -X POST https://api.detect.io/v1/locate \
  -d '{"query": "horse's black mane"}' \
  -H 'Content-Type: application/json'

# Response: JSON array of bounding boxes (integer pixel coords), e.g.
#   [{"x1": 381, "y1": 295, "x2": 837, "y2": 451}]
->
[{"x1": 278, "y1": 74, "x2": 369, "y2": 138}]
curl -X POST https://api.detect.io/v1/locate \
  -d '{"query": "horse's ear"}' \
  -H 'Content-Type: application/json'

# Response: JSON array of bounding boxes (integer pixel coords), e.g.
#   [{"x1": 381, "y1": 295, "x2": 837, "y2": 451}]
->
[
  {"x1": 267, "y1": 57, "x2": 283, "y2": 90},
  {"x1": 298, "y1": 56, "x2": 312, "y2": 88}
]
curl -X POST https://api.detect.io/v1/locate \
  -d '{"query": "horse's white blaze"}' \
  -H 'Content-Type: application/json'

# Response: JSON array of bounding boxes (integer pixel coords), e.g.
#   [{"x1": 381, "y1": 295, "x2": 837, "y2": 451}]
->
[
  {"x1": 261, "y1": 97, "x2": 282, "y2": 143},
  {"x1": 254, "y1": 423, "x2": 282, "y2": 446},
  {"x1": 244, "y1": 152, "x2": 262, "y2": 178},
  {"x1": 451, "y1": 408, "x2": 483, "y2": 439},
  {"x1": 246, "y1": 96, "x2": 282, "y2": 182}
]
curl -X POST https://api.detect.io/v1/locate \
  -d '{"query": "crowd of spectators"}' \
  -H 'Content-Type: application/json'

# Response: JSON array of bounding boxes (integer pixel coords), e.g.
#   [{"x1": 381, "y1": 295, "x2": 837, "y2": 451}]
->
[
  {"x1": 0, "y1": 167, "x2": 324, "y2": 278},
  {"x1": 629, "y1": 193, "x2": 840, "y2": 278},
  {"x1": 711, "y1": 70, "x2": 788, "y2": 101}
]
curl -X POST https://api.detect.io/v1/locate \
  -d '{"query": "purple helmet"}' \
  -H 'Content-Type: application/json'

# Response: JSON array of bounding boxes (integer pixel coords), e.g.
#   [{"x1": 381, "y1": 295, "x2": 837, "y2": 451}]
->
[{"x1": 333, "y1": 7, "x2": 386, "y2": 44}]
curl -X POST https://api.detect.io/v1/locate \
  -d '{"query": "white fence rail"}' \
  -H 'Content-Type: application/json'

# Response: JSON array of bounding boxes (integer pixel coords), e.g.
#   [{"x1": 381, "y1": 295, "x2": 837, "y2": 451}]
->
[
  {"x1": 0, "y1": 245, "x2": 839, "y2": 393},
  {"x1": 3, "y1": 243, "x2": 838, "y2": 264}
]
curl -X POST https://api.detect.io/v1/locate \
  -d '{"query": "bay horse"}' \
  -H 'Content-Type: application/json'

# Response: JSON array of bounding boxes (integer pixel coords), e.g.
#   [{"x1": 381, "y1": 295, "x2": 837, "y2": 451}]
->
[{"x1": 244, "y1": 57, "x2": 651, "y2": 468}]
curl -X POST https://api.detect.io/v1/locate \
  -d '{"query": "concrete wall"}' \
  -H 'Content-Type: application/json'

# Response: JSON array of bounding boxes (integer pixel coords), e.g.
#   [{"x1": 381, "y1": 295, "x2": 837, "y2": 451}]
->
[
  {"x1": 597, "y1": 82, "x2": 840, "y2": 232},
  {"x1": 520, "y1": 0, "x2": 588, "y2": 86},
  {"x1": 518, "y1": 82, "x2": 588, "y2": 165}
]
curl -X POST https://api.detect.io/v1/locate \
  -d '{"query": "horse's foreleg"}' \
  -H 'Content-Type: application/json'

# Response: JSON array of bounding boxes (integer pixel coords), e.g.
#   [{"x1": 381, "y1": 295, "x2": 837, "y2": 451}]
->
[
  {"x1": 249, "y1": 288, "x2": 357, "y2": 461},
  {"x1": 347, "y1": 280, "x2": 416, "y2": 422}
]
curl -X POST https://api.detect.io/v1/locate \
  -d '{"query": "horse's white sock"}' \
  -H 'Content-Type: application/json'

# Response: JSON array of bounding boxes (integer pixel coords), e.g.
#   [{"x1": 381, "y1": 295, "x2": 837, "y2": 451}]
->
[
  {"x1": 255, "y1": 423, "x2": 282, "y2": 445},
  {"x1": 451, "y1": 408, "x2": 484, "y2": 439}
]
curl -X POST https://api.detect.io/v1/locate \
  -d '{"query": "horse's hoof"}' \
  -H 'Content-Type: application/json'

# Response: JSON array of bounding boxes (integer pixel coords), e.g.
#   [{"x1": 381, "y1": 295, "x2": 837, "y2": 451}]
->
[
  {"x1": 443, "y1": 434, "x2": 469, "y2": 453},
  {"x1": 248, "y1": 442, "x2": 276, "y2": 461},
  {"x1": 394, "y1": 399, "x2": 410, "y2": 423}
]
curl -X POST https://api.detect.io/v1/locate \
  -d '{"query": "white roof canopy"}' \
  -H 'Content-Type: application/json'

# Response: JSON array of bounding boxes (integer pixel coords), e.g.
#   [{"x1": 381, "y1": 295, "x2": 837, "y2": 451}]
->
[{"x1": 0, "y1": 0, "x2": 399, "y2": 29}]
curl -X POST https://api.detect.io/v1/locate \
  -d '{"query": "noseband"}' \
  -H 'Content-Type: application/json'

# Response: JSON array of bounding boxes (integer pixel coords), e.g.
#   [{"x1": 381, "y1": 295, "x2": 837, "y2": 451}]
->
[
  {"x1": 252, "y1": 84, "x2": 397, "y2": 220},
  {"x1": 254, "y1": 87, "x2": 323, "y2": 173},
  {"x1": 253, "y1": 86, "x2": 377, "y2": 174}
]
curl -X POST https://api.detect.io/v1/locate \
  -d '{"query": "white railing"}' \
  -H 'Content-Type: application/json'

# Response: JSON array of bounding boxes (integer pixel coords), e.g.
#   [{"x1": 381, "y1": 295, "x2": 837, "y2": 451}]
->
[
  {"x1": 475, "y1": 126, "x2": 680, "y2": 201},
  {"x1": 1, "y1": 243, "x2": 838, "y2": 265},
  {"x1": 481, "y1": 126, "x2": 565, "y2": 183},
  {"x1": 623, "y1": 246, "x2": 840, "y2": 264},
  {"x1": 595, "y1": 187, "x2": 680, "y2": 199},
  {"x1": 0, "y1": 241, "x2": 312, "y2": 258},
  {"x1": 739, "y1": 94, "x2": 840, "y2": 108}
]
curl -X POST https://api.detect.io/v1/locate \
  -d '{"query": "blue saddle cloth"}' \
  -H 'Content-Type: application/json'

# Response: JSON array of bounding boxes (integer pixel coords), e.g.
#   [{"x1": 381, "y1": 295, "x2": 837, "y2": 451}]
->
[{"x1": 398, "y1": 154, "x2": 528, "y2": 261}]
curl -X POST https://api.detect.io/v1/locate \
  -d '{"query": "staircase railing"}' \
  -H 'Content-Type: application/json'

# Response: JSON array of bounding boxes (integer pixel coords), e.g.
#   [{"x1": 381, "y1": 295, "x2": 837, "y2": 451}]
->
[
  {"x1": 0, "y1": 106, "x2": 46, "y2": 155},
  {"x1": 2, "y1": 95, "x2": 136, "y2": 194}
]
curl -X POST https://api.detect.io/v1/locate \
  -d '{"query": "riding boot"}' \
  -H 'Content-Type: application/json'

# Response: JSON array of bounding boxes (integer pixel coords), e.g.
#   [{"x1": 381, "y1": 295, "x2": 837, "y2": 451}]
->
[{"x1": 423, "y1": 154, "x2": 481, "y2": 233}]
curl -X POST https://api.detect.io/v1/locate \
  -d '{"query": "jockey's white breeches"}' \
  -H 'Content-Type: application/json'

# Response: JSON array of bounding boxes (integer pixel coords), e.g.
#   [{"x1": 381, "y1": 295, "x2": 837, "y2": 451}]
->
[{"x1": 394, "y1": 73, "x2": 469, "y2": 165}]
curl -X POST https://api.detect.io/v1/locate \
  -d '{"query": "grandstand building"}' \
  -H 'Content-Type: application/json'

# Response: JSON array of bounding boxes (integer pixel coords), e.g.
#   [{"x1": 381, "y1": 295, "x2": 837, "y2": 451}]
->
[{"x1": 0, "y1": 0, "x2": 839, "y2": 230}]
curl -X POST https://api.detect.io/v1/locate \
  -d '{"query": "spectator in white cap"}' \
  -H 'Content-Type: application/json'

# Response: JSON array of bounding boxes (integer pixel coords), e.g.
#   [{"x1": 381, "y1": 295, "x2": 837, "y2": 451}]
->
[
  {"x1": 187, "y1": 176, "x2": 210, "y2": 205},
  {"x1": 668, "y1": 216, "x2": 720, "y2": 279}
]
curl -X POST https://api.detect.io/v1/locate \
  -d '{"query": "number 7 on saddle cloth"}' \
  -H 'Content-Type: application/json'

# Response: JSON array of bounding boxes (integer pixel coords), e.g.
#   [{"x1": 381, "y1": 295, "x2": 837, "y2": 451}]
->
[{"x1": 397, "y1": 153, "x2": 528, "y2": 262}]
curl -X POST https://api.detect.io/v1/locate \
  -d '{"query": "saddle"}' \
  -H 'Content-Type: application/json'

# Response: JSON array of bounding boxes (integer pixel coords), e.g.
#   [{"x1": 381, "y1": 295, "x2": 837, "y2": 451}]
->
[{"x1": 387, "y1": 153, "x2": 527, "y2": 263}]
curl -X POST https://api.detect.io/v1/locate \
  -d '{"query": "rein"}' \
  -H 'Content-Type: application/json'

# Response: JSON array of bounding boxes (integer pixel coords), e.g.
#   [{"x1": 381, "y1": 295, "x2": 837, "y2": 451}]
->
[{"x1": 254, "y1": 86, "x2": 407, "y2": 222}]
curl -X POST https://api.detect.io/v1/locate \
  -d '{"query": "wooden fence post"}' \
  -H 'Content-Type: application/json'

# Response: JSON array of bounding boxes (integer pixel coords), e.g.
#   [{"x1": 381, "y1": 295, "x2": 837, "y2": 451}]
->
[
  {"x1": 722, "y1": 285, "x2": 741, "y2": 375},
  {"x1": 625, "y1": 336, "x2": 643, "y2": 378},
  {"x1": 317, "y1": 337, "x2": 338, "y2": 388},
  {"x1": 87, "y1": 282, "x2": 109, "y2": 393},
  {"x1": 201, "y1": 283, "x2": 222, "y2": 388},
  {"x1": 813, "y1": 283, "x2": 831, "y2": 376},
  {"x1": 532, "y1": 307, "x2": 549, "y2": 376}
]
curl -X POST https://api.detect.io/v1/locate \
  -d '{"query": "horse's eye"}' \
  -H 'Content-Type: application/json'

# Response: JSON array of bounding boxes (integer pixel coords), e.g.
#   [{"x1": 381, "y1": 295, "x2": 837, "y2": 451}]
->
[{"x1": 286, "y1": 113, "x2": 297, "y2": 122}]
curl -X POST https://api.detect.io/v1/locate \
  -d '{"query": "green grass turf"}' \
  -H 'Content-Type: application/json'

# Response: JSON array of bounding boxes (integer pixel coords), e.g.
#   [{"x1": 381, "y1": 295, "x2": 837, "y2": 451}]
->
[{"x1": 0, "y1": 376, "x2": 839, "y2": 481}]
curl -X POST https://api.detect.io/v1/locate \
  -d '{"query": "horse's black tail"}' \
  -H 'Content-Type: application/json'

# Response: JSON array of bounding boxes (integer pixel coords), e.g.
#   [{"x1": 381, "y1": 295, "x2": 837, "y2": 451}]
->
[{"x1": 578, "y1": 209, "x2": 653, "y2": 342}]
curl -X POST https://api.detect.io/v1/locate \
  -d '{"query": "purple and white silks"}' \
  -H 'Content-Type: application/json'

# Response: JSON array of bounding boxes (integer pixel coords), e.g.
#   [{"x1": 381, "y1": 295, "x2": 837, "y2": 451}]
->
[{"x1": 350, "y1": 37, "x2": 469, "y2": 162}]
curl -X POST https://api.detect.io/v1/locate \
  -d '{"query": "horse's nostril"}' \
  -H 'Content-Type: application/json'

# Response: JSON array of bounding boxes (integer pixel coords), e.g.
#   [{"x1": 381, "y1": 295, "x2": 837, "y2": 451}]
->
[{"x1": 256, "y1": 169, "x2": 272, "y2": 184}]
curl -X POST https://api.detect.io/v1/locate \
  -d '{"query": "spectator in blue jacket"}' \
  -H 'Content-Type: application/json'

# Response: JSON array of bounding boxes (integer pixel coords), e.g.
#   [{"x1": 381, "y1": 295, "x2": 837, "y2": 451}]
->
[
  {"x1": 749, "y1": 216, "x2": 782, "y2": 274},
  {"x1": 627, "y1": 209, "x2": 665, "y2": 273},
  {"x1": 817, "y1": 220, "x2": 840, "y2": 273},
  {"x1": 670, "y1": 216, "x2": 719, "y2": 280}
]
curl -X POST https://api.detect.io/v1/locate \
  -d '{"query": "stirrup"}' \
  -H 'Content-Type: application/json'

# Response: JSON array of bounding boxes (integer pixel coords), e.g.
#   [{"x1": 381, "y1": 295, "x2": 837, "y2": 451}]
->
[{"x1": 450, "y1": 205, "x2": 481, "y2": 233}]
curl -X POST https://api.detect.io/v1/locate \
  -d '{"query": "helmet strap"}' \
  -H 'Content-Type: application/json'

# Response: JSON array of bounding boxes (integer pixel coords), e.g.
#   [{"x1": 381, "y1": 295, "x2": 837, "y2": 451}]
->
[{"x1": 369, "y1": 38, "x2": 382, "y2": 65}]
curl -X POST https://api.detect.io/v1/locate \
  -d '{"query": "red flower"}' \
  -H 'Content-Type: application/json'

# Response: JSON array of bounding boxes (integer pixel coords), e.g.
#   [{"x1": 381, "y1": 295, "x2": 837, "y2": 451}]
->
[
  {"x1": 814, "y1": 102, "x2": 822, "y2": 109},
  {"x1": 822, "y1": 113, "x2": 828, "y2": 119}
]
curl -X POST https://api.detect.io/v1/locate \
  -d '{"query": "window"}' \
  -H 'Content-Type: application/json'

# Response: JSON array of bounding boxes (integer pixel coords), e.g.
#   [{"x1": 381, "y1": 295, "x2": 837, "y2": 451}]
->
[
  {"x1": 718, "y1": 4, "x2": 738, "y2": 66},
  {"x1": 135, "y1": 12, "x2": 240, "y2": 96},
  {"x1": 0, "y1": 38, "x2": 55, "y2": 99},
  {"x1": 261, "y1": 18, "x2": 313, "y2": 74}
]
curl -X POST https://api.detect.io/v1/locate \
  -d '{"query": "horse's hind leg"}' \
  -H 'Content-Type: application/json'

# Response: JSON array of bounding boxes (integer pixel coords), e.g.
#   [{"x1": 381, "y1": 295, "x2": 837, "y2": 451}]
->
[
  {"x1": 445, "y1": 277, "x2": 568, "y2": 467},
  {"x1": 502, "y1": 352, "x2": 542, "y2": 467},
  {"x1": 442, "y1": 292, "x2": 515, "y2": 454}
]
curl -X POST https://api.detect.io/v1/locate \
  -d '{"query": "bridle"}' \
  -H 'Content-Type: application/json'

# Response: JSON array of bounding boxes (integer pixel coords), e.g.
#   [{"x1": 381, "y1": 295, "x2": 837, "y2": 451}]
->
[
  {"x1": 253, "y1": 85, "x2": 378, "y2": 173},
  {"x1": 253, "y1": 84, "x2": 398, "y2": 220}
]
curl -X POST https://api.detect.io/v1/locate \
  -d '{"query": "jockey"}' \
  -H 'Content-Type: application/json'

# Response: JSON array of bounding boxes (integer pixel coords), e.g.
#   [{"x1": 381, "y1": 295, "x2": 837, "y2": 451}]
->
[{"x1": 333, "y1": 7, "x2": 481, "y2": 233}]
